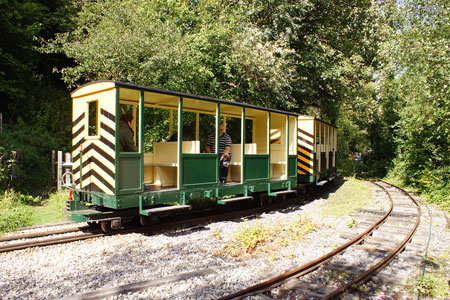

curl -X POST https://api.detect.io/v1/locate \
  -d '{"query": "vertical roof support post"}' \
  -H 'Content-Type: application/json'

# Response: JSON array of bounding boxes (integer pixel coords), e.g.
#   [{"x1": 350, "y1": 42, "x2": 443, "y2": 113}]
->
[
  {"x1": 178, "y1": 97, "x2": 183, "y2": 194},
  {"x1": 114, "y1": 87, "x2": 120, "y2": 195},
  {"x1": 268, "y1": 112, "x2": 271, "y2": 180},
  {"x1": 267, "y1": 112, "x2": 276, "y2": 196},
  {"x1": 132, "y1": 104, "x2": 137, "y2": 144},
  {"x1": 318, "y1": 121, "x2": 321, "y2": 175},
  {"x1": 286, "y1": 115, "x2": 289, "y2": 179},
  {"x1": 169, "y1": 109, "x2": 174, "y2": 137},
  {"x1": 195, "y1": 112, "x2": 200, "y2": 140},
  {"x1": 241, "y1": 108, "x2": 245, "y2": 184},
  {"x1": 139, "y1": 90, "x2": 144, "y2": 192},
  {"x1": 215, "y1": 103, "x2": 220, "y2": 183}
]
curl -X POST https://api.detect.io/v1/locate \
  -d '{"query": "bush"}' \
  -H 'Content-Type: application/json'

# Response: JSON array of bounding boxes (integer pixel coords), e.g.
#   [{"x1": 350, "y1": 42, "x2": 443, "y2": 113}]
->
[
  {"x1": 0, "y1": 122, "x2": 70, "y2": 194},
  {"x1": 0, "y1": 206, "x2": 33, "y2": 233},
  {"x1": 0, "y1": 190, "x2": 37, "y2": 233}
]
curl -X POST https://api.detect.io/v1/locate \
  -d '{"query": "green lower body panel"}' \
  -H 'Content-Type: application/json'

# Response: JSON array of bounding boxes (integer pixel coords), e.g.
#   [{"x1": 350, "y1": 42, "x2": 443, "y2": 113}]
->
[
  {"x1": 244, "y1": 155, "x2": 269, "y2": 181},
  {"x1": 298, "y1": 175, "x2": 314, "y2": 183},
  {"x1": 182, "y1": 154, "x2": 217, "y2": 186},
  {"x1": 68, "y1": 177, "x2": 298, "y2": 221}
]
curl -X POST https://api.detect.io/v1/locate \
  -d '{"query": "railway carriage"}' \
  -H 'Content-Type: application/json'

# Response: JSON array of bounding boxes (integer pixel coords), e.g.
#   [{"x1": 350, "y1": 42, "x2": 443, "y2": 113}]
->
[
  {"x1": 68, "y1": 80, "x2": 305, "y2": 230},
  {"x1": 297, "y1": 116, "x2": 337, "y2": 186}
]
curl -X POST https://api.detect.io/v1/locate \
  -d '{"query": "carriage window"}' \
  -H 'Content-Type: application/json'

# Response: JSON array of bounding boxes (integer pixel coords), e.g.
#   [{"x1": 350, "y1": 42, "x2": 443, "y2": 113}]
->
[
  {"x1": 88, "y1": 101, "x2": 98, "y2": 137},
  {"x1": 142, "y1": 106, "x2": 171, "y2": 153},
  {"x1": 243, "y1": 109, "x2": 268, "y2": 154},
  {"x1": 120, "y1": 102, "x2": 140, "y2": 152}
]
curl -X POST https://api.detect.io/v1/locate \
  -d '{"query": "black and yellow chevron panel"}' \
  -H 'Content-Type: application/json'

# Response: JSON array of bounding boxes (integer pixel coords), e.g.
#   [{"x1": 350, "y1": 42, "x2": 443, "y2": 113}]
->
[
  {"x1": 72, "y1": 104, "x2": 116, "y2": 195},
  {"x1": 297, "y1": 127, "x2": 314, "y2": 175}
]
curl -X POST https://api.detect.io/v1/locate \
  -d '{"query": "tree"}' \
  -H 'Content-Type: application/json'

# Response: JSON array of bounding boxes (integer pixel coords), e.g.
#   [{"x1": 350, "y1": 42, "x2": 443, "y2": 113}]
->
[
  {"x1": 247, "y1": 0, "x2": 381, "y2": 123},
  {"x1": 0, "y1": 0, "x2": 76, "y2": 194},
  {"x1": 43, "y1": 0, "x2": 295, "y2": 109},
  {"x1": 0, "y1": 0, "x2": 75, "y2": 124},
  {"x1": 380, "y1": 0, "x2": 450, "y2": 206}
]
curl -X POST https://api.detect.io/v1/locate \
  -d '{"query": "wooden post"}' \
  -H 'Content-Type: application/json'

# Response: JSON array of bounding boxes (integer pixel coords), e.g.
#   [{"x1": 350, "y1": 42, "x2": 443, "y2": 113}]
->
[
  {"x1": 52, "y1": 150, "x2": 56, "y2": 181},
  {"x1": 57, "y1": 151, "x2": 62, "y2": 191}
]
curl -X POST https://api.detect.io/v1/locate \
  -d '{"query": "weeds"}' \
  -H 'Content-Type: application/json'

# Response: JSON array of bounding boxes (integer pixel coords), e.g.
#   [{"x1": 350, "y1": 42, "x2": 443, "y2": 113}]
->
[
  {"x1": 223, "y1": 223, "x2": 272, "y2": 256},
  {"x1": 221, "y1": 216, "x2": 318, "y2": 258},
  {"x1": 416, "y1": 274, "x2": 439, "y2": 297},
  {"x1": 0, "y1": 190, "x2": 36, "y2": 233},
  {"x1": 348, "y1": 217, "x2": 356, "y2": 228}
]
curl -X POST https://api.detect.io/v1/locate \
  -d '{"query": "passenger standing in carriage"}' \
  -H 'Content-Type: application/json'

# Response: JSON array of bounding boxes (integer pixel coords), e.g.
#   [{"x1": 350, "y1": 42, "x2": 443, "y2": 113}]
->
[
  {"x1": 206, "y1": 123, "x2": 232, "y2": 184},
  {"x1": 119, "y1": 113, "x2": 138, "y2": 152}
]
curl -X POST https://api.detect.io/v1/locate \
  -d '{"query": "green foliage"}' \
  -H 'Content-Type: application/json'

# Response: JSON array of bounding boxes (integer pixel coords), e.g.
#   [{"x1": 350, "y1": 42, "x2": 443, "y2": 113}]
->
[
  {"x1": 0, "y1": 123, "x2": 68, "y2": 194},
  {"x1": 416, "y1": 274, "x2": 440, "y2": 297},
  {"x1": 225, "y1": 222, "x2": 271, "y2": 256},
  {"x1": 221, "y1": 216, "x2": 317, "y2": 257},
  {"x1": 1, "y1": 0, "x2": 75, "y2": 124},
  {"x1": 30, "y1": 191, "x2": 66, "y2": 225},
  {"x1": 381, "y1": 0, "x2": 450, "y2": 209},
  {"x1": 0, "y1": 0, "x2": 74, "y2": 194},
  {"x1": 0, "y1": 190, "x2": 37, "y2": 233},
  {"x1": 0, "y1": 147, "x2": 17, "y2": 190},
  {"x1": 43, "y1": 0, "x2": 295, "y2": 109},
  {"x1": 250, "y1": 0, "x2": 381, "y2": 121}
]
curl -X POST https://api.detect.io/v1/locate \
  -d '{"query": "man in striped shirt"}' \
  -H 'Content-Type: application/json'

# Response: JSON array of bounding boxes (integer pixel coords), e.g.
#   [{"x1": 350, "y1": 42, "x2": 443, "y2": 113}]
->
[{"x1": 206, "y1": 124, "x2": 232, "y2": 184}]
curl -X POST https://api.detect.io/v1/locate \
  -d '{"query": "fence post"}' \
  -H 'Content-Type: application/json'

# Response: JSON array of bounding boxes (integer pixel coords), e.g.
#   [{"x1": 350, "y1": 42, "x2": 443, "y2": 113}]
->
[
  {"x1": 63, "y1": 152, "x2": 73, "y2": 188},
  {"x1": 57, "y1": 151, "x2": 62, "y2": 191},
  {"x1": 52, "y1": 150, "x2": 56, "y2": 182}
]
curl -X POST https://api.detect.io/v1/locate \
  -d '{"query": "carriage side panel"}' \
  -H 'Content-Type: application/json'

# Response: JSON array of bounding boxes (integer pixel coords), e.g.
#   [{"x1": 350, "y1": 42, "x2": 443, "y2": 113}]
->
[{"x1": 72, "y1": 86, "x2": 117, "y2": 197}]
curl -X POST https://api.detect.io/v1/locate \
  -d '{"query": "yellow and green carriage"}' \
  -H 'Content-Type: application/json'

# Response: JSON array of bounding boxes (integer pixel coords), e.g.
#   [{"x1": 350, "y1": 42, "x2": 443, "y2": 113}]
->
[{"x1": 68, "y1": 81, "x2": 336, "y2": 230}]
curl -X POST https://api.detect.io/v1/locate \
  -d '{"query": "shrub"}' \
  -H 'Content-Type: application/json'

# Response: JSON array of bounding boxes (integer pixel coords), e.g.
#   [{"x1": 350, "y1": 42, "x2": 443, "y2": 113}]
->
[
  {"x1": 0, "y1": 123, "x2": 70, "y2": 194},
  {"x1": 0, "y1": 190, "x2": 36, "y2": 233}
]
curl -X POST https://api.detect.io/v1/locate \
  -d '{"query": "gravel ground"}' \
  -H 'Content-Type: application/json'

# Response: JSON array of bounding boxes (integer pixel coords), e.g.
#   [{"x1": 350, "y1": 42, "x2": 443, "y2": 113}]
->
[{"x1": 0, "y1": 181, "x2": 449, "y2": 300}]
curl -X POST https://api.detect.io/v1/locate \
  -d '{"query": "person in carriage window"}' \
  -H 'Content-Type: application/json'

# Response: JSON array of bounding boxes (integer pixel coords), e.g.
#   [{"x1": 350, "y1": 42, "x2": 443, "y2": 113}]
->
[
  {"x1": 119, "y1": 113, "x2": 138, "y2": 152},
  {"x1": 206, "y1": 123, "x2": 232, "y2": 184}
]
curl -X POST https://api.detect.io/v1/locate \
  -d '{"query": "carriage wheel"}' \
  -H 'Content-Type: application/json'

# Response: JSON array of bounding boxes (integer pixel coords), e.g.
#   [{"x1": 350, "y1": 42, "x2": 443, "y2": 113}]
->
[
  {"x1": 100, "y1": 220, "x2": 112, "y2": 233},
  {"x1": 260, "y1": 196, "x2": 272, "y2": 206},
  {"x1": 139, "y1": 215, "x2": 150, "y2": 226}
]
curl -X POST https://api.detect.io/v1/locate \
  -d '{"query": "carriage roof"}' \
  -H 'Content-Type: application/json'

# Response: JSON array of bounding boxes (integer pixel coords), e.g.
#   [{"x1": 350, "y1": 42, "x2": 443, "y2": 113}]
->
[{"x1": 71, "y1": 80, "x2": 299, "y2": 117}]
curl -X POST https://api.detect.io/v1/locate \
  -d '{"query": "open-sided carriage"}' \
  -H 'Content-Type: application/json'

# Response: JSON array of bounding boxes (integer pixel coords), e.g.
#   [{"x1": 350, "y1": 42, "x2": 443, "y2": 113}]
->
[{"x1": 67, "y1": 81, "x2": 336, "y2": 230}]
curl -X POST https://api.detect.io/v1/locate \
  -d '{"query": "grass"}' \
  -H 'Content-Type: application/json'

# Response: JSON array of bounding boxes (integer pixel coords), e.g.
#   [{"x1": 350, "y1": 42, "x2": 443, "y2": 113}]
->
[
  {"x1": 219, "y1": 216, "x2": 318, "y2": 258},
  {"x1": 0, "y1": 190, "x2": 67, "y2": 234},
  {"x1": 409, "y1": 253, "x2": 450, "y2": 299},
  {"x1": 320, "y1": 177, "x2": 373, "y2": 216},
  {"x1": 30, "y1": 192, "x2": 67, "y2": 225}
]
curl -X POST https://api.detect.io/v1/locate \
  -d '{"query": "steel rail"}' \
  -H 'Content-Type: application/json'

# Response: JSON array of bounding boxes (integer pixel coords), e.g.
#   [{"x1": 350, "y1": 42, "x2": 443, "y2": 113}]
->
[
  {"x1": 17, "y1": 220, "x2": 76, "y2": 230},
  {"x1": 0, "y1": 226, "x2": 89, "y2": 243},
  {"x1": 322, "y1": 180, "x2": 421, "y2": 299},
  {"x1": 0, "y1": 195, "x2": 303, "y2": 253},
  {"x1": 216, "y1": 182, "x2": 395, "y2": 300},
  {"x1": 0, "y1": 231, "x2": 105, "y2": 253}
]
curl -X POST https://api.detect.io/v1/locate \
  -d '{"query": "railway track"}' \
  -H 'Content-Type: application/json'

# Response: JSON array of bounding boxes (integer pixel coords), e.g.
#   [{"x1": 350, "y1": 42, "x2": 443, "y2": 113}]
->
[
  {"x1": 56, "y1": 179, "x2": 423, "y2": 300},
  {"x1": 0, "y1": 193, "x2": 308, "y2": 254},
  {"x1": 216, "y1": 179, "x2": 421, "y2": 299}
]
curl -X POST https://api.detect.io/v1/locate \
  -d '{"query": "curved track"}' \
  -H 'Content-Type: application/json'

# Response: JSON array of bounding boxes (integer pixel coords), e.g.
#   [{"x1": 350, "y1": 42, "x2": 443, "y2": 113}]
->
[{"x1": 217, "y1": 180, "x2": 421, "y2": 300}]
